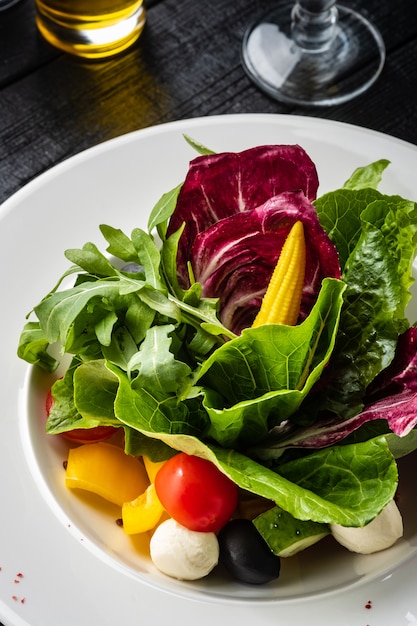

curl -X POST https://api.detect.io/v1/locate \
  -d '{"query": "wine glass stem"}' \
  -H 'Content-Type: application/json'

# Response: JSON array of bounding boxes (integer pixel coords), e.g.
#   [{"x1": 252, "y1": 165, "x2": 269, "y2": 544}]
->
[{"x1": 291, "y1": 0, "x2": 338, "y2": 52}]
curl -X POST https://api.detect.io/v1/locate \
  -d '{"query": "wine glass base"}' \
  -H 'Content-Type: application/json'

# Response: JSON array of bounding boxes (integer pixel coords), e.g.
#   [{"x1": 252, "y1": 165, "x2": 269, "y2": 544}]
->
[{"x1": 242, "y1": 4, "x2": 385, "y2": 106}]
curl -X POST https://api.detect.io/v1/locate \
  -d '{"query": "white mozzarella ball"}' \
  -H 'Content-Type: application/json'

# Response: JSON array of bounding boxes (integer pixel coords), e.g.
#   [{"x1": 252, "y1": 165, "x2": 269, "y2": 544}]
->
[
  {"x1": 330, "y1": 499, "x2": 403, "y2": 554},
  {"x1": 150, "y1": 518, "x2": 219, "y2": 580}
]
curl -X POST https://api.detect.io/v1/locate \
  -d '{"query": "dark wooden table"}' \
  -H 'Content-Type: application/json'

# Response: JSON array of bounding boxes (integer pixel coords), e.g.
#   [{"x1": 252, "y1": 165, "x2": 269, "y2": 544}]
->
[{"x1": 0, "y1": 0, "x2": 416, "y2": 207}]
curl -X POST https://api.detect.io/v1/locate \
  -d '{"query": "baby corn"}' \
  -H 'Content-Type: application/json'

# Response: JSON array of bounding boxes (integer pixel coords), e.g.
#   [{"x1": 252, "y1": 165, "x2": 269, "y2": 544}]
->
[{"x1": 252, "y1": 220, "x2": 306, "y2": 327}]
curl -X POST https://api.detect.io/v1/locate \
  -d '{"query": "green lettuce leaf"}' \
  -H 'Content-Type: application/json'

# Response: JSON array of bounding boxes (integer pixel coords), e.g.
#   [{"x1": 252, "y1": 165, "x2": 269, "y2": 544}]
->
[
  {"x1": 342, "y1": 159, "x2": 390, "y2": 191},
  {"x1": 109, "y1": 363, "x2": 210, "y2": 439},
  {"x1": 118, "y1": 422, "x2": 397, "y2": 527},
  {"x1": 197, "y1": 278, "x2": 345, "y2": 446},
  {"x1": 45, "y1": 350, "x2": 400, "y2": 530},
  {"x1": 46, "y1": 359, "x2": 120, "y2": 435},
  {"x1": 313, "y1": 186, "x2": 417, "y2": 418}
]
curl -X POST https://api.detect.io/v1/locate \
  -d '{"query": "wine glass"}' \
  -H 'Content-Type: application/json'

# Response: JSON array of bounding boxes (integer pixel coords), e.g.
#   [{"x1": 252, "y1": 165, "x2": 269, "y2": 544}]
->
[{"x1": 241, "y1": 1, "x2": 385, "y2": 106}]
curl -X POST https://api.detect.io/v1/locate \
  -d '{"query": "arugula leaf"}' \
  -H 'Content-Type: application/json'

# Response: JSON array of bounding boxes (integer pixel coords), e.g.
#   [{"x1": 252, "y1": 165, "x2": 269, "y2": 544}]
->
[
  {"x1": 128, "y1": 324, "x2": 192, "y2": 394},
  {"x1": 34, "y1": 281, "x2": 135, "y2": 351},
  {"x1": 182, "y1": 134, "x2": 216, "y2": 156},
  {"x1": 17, "y1": 321, "x2": 58, "y2": 372},
  {"x1": 19, "y1": 221, "x2": 232, "y2": 378},
  {"x1": 146, "y1": 134, "x2": 215, "y2": 238},
  {"x1": 131, "y1": 228, "x2": 166, "y2": 291},
  {"x1": 65, "y1": 242, "x2": 119, "y2": 277},
  {"x1": 168, "y1": 293, "x2": 236, "y2": 341},
  {"x1": 34, "y1": 279, "x2": 180, "y2": 356},
  {"x1": 101, "y1": 325, "x2": 139, "y2": 370},
  {"x1": 160, "y1": 225, "x2": 185, "y2": 297},
  {"x1": 100, "y1": 224, "x2": 139, "y2": 263},
  {"x1": 159, "y1": 223, "x2": 234, "y2": 347},
  {"x1": 147, "y1": 183, "x2": 182, "y2": 239}
]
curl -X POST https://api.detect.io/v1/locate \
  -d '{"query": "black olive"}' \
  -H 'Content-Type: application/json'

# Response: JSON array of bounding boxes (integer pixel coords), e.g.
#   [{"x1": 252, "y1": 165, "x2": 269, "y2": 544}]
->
[{"x1": 218, "y1": 518, "x2": 281, "y2": 585}]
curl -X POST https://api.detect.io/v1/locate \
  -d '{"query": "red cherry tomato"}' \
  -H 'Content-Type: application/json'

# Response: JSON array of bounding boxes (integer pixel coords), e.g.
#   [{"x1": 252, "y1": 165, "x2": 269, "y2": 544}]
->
[
  {"x1": 154, "y1": 452, "x2": 238, "y2": 533},
  {"x1": 45, "y1": 387, "x2": 117, "y2": 444}
]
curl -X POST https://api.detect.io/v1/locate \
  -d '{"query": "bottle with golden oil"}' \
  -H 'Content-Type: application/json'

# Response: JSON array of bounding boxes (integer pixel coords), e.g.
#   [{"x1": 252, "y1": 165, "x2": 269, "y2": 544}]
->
[{"x1": 35, "y1": 0, "x2": 146, "y2": 59}]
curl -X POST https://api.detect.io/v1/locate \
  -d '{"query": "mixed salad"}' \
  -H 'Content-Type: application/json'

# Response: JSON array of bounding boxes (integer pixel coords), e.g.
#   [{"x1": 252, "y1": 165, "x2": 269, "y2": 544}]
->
[{"x1": 18, "y1": 138, "x2": 417, "y2": 584}]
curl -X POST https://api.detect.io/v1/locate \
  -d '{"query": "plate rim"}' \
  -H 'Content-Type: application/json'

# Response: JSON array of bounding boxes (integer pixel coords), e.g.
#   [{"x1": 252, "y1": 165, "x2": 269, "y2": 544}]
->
[{"x1": 2, "y1": 113, "x2": 417, "y2": 626}]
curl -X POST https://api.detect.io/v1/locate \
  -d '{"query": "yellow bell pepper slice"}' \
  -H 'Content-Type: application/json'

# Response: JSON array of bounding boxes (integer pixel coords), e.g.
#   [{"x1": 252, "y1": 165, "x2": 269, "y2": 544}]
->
[
  {"x1": 143, "y1": 456, "x2": 166, "y2": 483},
  {"x1": 122, "y1": 483, "x2": 165, "y2": 535},
  {"x1": 65, "y1": 442, "x2": 149, "y2": 506}
]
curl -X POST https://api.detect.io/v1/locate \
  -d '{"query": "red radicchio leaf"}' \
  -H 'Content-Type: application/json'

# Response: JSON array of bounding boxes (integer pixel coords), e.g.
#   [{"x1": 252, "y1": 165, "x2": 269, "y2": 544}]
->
[
  {"x1": 283, "y1": 327, "x2": 417, "y2": 449},
  {"x1": 360, "y1": 326, "x2": 417, "y2": 437},
  {"x1": 192, "y1": 191, "x2": 341, "y2": 334},
  {"x1": 365, "y1": 326, "x2": 417, "y2": 400},
  {"x1": 167, "y1": 144, "x2": 319, "y2": 285}
]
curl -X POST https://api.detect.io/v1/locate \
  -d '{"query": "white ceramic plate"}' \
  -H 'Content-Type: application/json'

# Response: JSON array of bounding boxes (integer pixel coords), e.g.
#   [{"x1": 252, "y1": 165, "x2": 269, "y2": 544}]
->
[{"x1": 1, "y1": 114, "x2": 417, "y2": 626}]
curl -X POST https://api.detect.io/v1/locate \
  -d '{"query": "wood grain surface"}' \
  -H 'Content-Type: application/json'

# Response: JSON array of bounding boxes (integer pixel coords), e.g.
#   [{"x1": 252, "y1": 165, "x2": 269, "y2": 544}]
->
[{"x1": 0, "y1": 0, "x2": 416, "y2": 202}]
